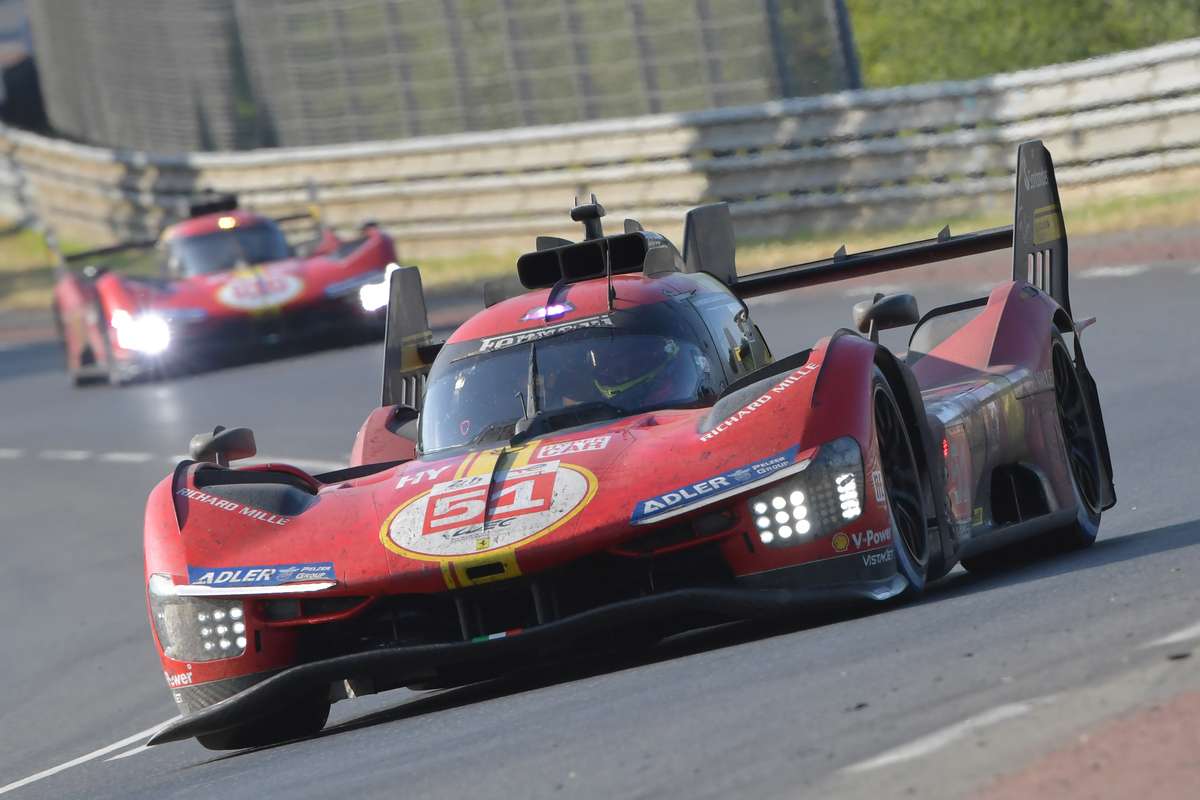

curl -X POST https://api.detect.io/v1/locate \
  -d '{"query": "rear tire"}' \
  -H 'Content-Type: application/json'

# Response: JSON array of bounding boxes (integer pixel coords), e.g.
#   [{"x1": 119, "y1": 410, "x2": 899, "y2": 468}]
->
[
  {"x1": 873, "y1": 372, "x2": 930, "y2": 596},
  {"x1": 1045, "y1": 332, "x2": 1103, "y2": 549},
  {"x1": 195, "y1": 691, "x2": 330, "y2": 751}
]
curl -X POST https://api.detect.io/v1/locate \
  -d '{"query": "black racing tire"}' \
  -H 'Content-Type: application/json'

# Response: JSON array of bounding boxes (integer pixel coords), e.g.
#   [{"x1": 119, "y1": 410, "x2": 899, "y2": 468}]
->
[
  {"x1": 873, "y1": 370, "x2": 930, "y2": 596},
  {"x1": 960, "y1": 333, "x2": 1104, "y2": 574},
  {"x1": 1044, "y1": 332, "x2": 1103, "y2": 550},
  {"x1": 195, "y1": 691, "x2": 331, "y2": 751}
]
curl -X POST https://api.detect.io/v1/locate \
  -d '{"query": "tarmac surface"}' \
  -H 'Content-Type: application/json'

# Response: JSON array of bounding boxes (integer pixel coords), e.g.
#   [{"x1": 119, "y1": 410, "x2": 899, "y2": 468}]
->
[{"x1": 1, "y1": 241, "x2": 1198, "y2": 799}]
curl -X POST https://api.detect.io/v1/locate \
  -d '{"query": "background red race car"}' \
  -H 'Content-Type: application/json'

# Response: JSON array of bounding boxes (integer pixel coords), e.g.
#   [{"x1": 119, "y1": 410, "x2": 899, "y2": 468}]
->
[
  {"x1": 141, "y1": 141, "x2": 1114, "y2": 750},
  {"x1": 51, "y1": 199, "x2": 399, "y2": 385}
]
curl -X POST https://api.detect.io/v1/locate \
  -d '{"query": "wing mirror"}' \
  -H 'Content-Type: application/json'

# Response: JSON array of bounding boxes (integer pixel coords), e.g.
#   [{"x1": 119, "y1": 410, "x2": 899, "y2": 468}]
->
[
  {"x1": 189, "y1": 425, "x2": 256, "y2": 467},
  {"x1": 853, "y1": 292, "x2": 919, "y2": 343}
]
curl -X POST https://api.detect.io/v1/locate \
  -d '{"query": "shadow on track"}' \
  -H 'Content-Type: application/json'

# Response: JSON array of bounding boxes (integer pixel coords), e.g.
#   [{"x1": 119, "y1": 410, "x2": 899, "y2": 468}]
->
[{"x1": 193, "y1": 517, "x2": 1200, "y2": 764}]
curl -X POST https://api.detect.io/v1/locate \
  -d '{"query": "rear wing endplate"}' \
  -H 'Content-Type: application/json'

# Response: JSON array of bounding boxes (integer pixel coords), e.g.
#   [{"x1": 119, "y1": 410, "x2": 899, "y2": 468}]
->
[{"x1": 381, "y1": 266, "x2": 436, "y2": 409}]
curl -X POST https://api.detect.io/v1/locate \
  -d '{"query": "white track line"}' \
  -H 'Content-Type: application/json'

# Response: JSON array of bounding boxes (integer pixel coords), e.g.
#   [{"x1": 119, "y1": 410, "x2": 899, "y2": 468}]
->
[
  {"x1": 39, "y1": 449, "x2": 92, "y2": 461},
  {"x1": 0, "y1": 717, "x2": 178, "y2": 796},
  {"x1": 98, "y1": 451, "x2": 155, "y2": 463},
  {"x1": 105, "y1": 743, "x2": 153, "y2": 762},
  {"x1": 0, "y1": 448, "x2": 23, "y2": 459},
  {"x1": 843, "y1": 701, "x2": 1034, "y2": 773},
  {"x1": 1142, "y1": 621, "x2": 1200, "y2": 649},
  {"x1": 1079, "y1": 265, "x2": 1149, "y2": 279}
]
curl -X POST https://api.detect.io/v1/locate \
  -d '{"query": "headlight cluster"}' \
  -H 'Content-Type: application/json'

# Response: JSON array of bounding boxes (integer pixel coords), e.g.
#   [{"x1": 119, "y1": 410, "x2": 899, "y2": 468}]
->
[
  {"x1": 323, "y1": 263, "x2": 399, "y2": 311},
  {"x1": 748, "y1": 436, "x2": 864, "y2": 547},
  {"x1": 148, "y1": 574, "x2": 247, "y2": 661},
  {"x1": 110, "y1": 309, "x2": 171, "y2": 355}
]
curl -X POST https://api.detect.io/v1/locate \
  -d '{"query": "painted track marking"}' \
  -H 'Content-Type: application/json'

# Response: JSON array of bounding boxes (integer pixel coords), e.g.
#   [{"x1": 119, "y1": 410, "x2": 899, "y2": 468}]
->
[
  {"x1": 843, "y1": 701, "x2": 1035, "y2": 773},
  {"x1": 0, "y1": 717, "x2": 178, "y2": 796},
  {"x1": 99, "y1": 451, "x2": 155, "y2": 463},
  {"x1": 39, "y1": 449, "x2": 92, "y2": 461},
  {"x1": 0, "y1": 445, "x2": 346, "y2": 474},
  {"x1": 1079, "y1": 265, "x2": 1149, "y2": 279},
  {"x1": 1142, "y1": 621, "x2": 1200, "y2": 649}
]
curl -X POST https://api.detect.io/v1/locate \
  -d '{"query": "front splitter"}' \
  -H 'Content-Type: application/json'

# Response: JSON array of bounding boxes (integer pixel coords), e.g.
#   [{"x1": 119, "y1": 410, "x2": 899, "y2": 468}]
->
[{"x1": 149, "y1": 576, "x2": 906, "y2": 745}]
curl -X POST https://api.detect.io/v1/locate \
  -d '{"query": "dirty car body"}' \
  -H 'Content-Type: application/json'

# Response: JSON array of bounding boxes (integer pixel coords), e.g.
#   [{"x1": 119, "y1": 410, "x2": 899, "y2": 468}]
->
[{"x1": 142, "y1": 142, "x2": 1115, "y2": 748}]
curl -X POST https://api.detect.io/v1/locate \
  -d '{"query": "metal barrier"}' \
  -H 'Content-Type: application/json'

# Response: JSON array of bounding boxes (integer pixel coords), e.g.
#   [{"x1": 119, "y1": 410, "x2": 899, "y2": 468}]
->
[{"x1": 5, "y1": 37, "x2": 1200, "y2": 259}]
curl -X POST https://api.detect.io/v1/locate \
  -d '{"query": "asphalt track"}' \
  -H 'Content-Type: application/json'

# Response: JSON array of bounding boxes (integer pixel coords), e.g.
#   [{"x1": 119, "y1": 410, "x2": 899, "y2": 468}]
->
[{"x1": 1, "y1": 249, "x2": 1199, "y2": 799}]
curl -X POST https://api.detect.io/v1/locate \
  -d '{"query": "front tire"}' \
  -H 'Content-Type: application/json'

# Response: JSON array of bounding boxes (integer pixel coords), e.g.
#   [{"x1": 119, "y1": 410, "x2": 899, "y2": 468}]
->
[
  {"x1": 196, "y1": 690, "x2": 330, "y2": 751},
  {"x1": 873, "y1": 372, "x2": 930, "y2": 595}
]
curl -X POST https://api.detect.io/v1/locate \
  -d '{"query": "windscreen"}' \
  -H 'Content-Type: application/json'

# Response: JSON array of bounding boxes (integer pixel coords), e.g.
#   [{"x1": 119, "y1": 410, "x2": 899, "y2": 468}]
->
[
  {"x1": 169, "y1": 222, "x2": 291, "y2": 276},
  {"x1": 420, "y1": 302, "x2": 723, "y2": 453}
]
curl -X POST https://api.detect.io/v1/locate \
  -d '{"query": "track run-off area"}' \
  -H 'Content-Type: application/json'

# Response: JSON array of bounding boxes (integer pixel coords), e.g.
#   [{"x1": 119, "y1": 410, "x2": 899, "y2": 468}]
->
[{"x1": 1, "y1": 242, "x2": 1199, "y2": 799}]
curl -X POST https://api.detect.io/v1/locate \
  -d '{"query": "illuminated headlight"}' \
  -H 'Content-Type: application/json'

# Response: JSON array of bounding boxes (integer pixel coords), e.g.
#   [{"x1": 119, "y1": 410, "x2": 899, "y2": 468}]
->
[
  {"x1": 358, "y1": 263, "x2": 400, "y2": 311},
  {"x1": 747, "y1": 436, "x2": 863, "y2": 547},
  {"x1": 148, "y1": 574, "x2": 247, "y2": 661},
  {"x1": 111, "y1": 310, "x2": 171, "y2": 355}
]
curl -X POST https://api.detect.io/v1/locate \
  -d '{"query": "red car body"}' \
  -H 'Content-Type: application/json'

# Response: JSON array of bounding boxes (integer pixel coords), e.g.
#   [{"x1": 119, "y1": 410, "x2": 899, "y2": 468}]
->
[
  {"x1": 142, "y1": 142, "x2": 1115, "y2": 749},
  {"x1": 53, "y1": 209, "x2": 398, "y2": 384}
]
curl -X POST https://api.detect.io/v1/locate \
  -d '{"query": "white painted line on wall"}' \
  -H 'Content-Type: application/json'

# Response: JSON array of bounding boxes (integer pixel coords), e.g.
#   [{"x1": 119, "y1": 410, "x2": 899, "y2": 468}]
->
[
  {"x1": 1142, "y1": 620, "x2": 1200, "y2": 649},
  {"x1": 843, "y1": 701, "x2": 1035, "y2": 773},
  {"x1": 0, "y1": 717, "x2": 179, "y2": 796}
]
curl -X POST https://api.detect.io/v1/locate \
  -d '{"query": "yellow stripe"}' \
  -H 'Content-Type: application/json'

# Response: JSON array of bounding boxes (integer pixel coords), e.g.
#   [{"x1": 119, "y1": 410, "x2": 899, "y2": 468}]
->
[
  {"x1": 466, "y1": 448, "x2": 501, "y2": 477},
  {"x1": 1034, "y1": 203, "x2": 1058, "y2": 216},
  {"x1": 452, "y1": 452, "x2": 477, "y2": 479},
  {"x1": 508, "y1": 439, "x2": 541, "y2": 468}
]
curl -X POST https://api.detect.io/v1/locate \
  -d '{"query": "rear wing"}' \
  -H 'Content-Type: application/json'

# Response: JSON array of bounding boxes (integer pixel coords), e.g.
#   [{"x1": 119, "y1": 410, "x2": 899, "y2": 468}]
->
[{"x1": 723, "y1": 140, "x2": 1073, "y2": 318}]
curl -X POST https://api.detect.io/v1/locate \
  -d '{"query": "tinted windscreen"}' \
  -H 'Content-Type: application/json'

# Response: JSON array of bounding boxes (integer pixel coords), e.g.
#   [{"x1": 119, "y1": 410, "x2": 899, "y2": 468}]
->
[
  {"x1": 420, "y1": 302, "x2": 723, "y2": 453},
  {"x1": 170, "y1": 223, "x2": 291, "y2": 275}
]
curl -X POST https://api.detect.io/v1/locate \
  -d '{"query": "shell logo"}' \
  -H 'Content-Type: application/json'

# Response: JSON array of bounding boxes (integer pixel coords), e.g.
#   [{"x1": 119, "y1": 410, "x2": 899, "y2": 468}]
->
[
  {"x1": 216, "y1": 273, "x2": 304, "y2": 310},
  {"x1": 832, "y1": 532, "x2": 850, "y2": 553}
]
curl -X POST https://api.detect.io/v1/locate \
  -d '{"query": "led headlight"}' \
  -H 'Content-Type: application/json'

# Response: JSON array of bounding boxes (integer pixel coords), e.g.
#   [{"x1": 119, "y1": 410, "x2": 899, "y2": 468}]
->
[
  {"x1": 110, "y1": 309, "x2": 171, "y2": 355},
  {"x1": 747, "y1": 436, "x2": 864, "y2": 547},
  {"x1": 148, "y1": 574, "x2": 247, "y2": 661},
  {"x1": 358, "y1": 263, "x2": 401, "y2": 311}
]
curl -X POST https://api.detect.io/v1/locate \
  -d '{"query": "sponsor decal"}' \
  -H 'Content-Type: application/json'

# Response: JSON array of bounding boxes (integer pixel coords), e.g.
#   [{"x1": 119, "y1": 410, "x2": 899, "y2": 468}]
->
[
  {"x1": 1032, "y1": 203, "x2": 1063, "y2": 245},
  {"x1": 699, "y1": 363, "x2": 818, "y2": 441},
  {"x1": 478, "y1": 313, "x2": 614, "y2": 353},
  {"x1": 383, "y1": 460, "x2": 596, "y2": 558},
  {"x1": 631, "y1": 446, "x2": 801, "y2": 524},
  {"x1": 871, "y1": 470, "x2": 886, "y2": 503},
  {"x1": 832, "y1": 532, "x2": 850, "y2": 552},
  {"x1": 536, "y1": 435, "x2": 611, "y2": 460},
  {"x1": 164, "y1": 669, "x2": 193, "y2": 688},
  {"x1": 1023, "y1": 168, "x2": 1049, "y2": 191},
  {"x1": 187, "y1": 562, "x2": 335, "y2": 587},
  {"x1": 861, "y1": 549, "x2": 895, "y2": 567},
  {"x1": 972, "y1": 506, "x2": 984, "y2": 526},
  {"x1": 216, "y1": 272, "x2": 304, "y2": 310},
  {"x1": 175, "y1": 487, "x2": 290, "y2": 526},
  {"x1": 850, "y1": 527, "x2": 892, "y2": 550},
  {"x1": 395, "y1": 464, "x2": 454, "y2": 489}
]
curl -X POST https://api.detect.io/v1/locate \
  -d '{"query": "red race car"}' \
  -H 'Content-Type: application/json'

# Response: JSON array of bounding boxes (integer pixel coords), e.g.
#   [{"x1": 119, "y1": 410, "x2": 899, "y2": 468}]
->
[
  {"x1": 52, "y1": 200, "x2": 398, "y2": 385},
  {"x1": 143, "y1": 141, "x2": 1114, "y2": 749}
]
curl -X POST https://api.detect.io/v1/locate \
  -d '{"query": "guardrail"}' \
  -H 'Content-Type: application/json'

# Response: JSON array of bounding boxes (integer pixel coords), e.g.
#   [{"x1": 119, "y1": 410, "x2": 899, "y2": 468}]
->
[{"x1": 4, "y1": 37, "x2": 1200, "y2": 260}]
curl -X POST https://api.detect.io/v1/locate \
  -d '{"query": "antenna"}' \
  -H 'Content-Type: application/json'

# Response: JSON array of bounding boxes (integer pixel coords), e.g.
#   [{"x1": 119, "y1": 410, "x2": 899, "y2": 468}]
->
[{"x1": 605, "y1": 238, "x2": 615, "y2": 310}]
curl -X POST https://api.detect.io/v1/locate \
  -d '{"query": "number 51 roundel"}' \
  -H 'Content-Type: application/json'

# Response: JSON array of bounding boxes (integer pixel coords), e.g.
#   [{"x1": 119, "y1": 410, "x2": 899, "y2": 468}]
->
[{"x1": 382, "y1": 460, "x2": 595, "y2": 559}]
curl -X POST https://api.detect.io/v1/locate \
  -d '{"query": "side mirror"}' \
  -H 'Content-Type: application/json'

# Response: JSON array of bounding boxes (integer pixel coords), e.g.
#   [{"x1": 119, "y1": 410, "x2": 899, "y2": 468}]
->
[
  {"x1": 853, "y1": 293, "x2": 920, "y2": 343},
  {"x1": 189, "y1": 426, "x2": 256, "y2": 467}
]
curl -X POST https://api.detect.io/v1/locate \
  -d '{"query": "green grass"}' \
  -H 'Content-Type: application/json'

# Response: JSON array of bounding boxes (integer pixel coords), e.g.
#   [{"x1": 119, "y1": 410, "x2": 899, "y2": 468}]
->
[{"x1": 847, "y1": 0, "x2": 1200, "y2": 87}]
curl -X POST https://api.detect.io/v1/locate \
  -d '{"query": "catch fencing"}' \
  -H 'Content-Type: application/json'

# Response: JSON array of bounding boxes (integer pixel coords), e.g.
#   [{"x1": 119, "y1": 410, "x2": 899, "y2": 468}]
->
[{"x1": 3, "y1": 37, "x2": 1200, "y2": 261}]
